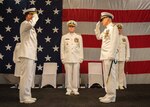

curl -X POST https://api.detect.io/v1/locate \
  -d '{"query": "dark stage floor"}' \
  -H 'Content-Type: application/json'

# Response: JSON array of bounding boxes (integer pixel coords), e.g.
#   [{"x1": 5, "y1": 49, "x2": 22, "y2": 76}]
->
[{"x1": 0, "y1": 84, "x2": 150, "y2": 107}]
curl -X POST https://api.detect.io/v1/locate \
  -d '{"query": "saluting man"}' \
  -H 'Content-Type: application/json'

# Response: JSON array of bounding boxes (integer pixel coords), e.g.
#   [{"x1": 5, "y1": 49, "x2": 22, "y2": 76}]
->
[
  {"x1": 116, "y1": 23, "x2": 130, "y2": 90},
  {"x1": 94, "y1": 12, "x2": 119, "y2": 103},
  {"x1": 19, "y1": 8, "x2": 39, "y2": 104},
  {"x1": 61, "y1": 20, "x2": 83, "y2": 96}
]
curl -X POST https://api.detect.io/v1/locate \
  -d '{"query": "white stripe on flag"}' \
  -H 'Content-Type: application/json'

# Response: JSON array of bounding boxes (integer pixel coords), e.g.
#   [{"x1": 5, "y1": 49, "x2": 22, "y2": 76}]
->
[
  {"x1": 62, "y1": 22, "x2": 150, "y2": 35},
  {"x1": 63, "y1": 0, "x2": 150, "y2": 10},
  {"x1": 84, "y1": 48, "x2": 150, "y2": 61}
]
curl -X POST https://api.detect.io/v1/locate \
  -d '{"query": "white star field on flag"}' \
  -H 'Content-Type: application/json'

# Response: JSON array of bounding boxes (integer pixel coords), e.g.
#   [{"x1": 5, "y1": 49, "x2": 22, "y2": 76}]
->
[
  {"x1": 45, "y1": 36, "x2": 51, "y2": 43},
  {"x1": 37, "y1": 27, "x2": 43, "y2": 33},
  {"x1": 14, "y1": 0, "x2": 21, "y2": 4},
  {"x1": 52, "y1": 27, "x2": 59, "y2": 33},
  {"x1": 5, "y1": 26, "x2": 11, "y2": 32},
  {"x1": 37, "y1": 64, "x2": 43, "y2": 71},
  {"x1": 45, "y1": 55, "x2": 51, "y2": 61},
  {"x1": 13, "y1": 35, "x2": 20, "y2": 41},
  {"x1": 5, "y1": 44, "x2": 12, "y2": 51},
  {"x1": 38, "y1": 8, "x2": 44, "y2": 15},
  {"x1": 0, "y1": 16, "x2": 4, "y2": 22},
  {"x1": 53, "y1": 8, "x2": 59, "y2": 15},
  {"x1": 6, "y1": 7, "x2": 12, "y2": 13},
  {"x1": 0, "y1": 35, "x2": 4, "y2": 41},
  {"x1": 45, "y1": 18, "x2": 51, "y2": 24},
  {"x1": 0, "y1": 0, "x2": 4, "y2": 4},
  {"x1": 53, "y1": 45, "x2": 59, "y2": 52},
  {"x1": 30, "y1": 0, "x2": 36, "y2": 5},
  {"x1": 22, "y1": 8, "x2": 27, "y2": 14},
  {"x1": 14, "y1": 17, "x2": 20, "y2": 23},
  {"x1": 45, "y1": 0, "x2": 52, "y2": 5},
  {"x1": 0, "y1": 53, "x2": 4, "y2": 60},
  {"x1": 38, "y1": 45, "x2": 43, "y2": 52},
  {"x1": 0, "y1": 0, "x2": 62, "y2": 74},
  {"x1": 6, "y1": 63, "x2": 12, "y2": 69}
]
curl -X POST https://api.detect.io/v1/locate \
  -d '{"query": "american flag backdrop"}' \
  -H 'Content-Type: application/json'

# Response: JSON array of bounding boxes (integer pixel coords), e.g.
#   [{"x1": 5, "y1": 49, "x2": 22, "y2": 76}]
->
[
  {"x1": 0, "y1": 0, "x2": 62, "y2": 74},
  {"x1": 0, "y1": 0, "x2": 150, "y2": 83},
  {"x1": 62, "y1": 0, "x2": 150, "y2": 84}
]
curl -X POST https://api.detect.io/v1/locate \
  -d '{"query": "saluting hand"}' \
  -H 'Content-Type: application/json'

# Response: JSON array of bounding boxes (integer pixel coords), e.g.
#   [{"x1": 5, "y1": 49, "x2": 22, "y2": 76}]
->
[
  {"x1": 94, "y1": 21, "x2": 100, "y2": 35},
  {"x1": 96, "y1": 21, "x2": 100, "y2": 30}
]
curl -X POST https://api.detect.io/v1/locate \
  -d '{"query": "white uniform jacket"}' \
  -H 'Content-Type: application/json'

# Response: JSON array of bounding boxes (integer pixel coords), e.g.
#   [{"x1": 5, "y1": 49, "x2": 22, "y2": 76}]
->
[
  {"x1": 95, "y1": 23, "x2": 119, "y2": 60},
  {"x1": 118, "y1": 35, "x2": 130, "y2": 61},
  {"x1": 19, "y1": 14, "x2": 39, "y2": 60},
  {"x1": 13, "y1": 43, "x2": 22, "y2": 77},
  {"x1": 13, "y1": 43, "x2": 21, "y2": 63},
  {"x1": 61, "y1": 33, "x2": 84, "y2": 63}
]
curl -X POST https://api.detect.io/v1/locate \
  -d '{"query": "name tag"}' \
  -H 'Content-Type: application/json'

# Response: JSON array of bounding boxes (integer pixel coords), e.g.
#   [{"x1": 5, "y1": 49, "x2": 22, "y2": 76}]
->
[{"x1": 65, "y1": 38, "x2": 70, "y2": 40}]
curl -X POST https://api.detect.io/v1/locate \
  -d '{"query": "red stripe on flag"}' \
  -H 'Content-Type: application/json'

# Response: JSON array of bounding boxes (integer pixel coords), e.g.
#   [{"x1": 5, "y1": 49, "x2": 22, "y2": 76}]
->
[
  {"x1": 125, "y1": 61, "x2": 150, "y2": 74},
  {"x1": 82, "y1": 34, "x2": 102, "y2": 48},
  {"x1": 128, "y1": 36, "x2": 150, "y2": 48},
  {"x1": 63, "y1": 9, "x2": 150, "y2": 22},
  {"x1": 82, "y1": 34, "x2": 150, "y2": 48},
  {"x1": 80, "y1": 61, "x2": 150, "y2": 74}
]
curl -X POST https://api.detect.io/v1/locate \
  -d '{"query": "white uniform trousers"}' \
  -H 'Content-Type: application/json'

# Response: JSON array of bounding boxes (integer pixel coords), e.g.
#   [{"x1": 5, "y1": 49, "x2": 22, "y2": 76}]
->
[
  {"x1": 19, "y1": 58, "x2": 35, "y2": 101},
  {"x1": 102, "y1": 60, "x2": 116, "y2": 98},
  {"x1": 117, "y1": 61, "x2": 127, "y2": 88},
  {"x1": 64, "y1": 63, "x2": 80, "y2": 93}
]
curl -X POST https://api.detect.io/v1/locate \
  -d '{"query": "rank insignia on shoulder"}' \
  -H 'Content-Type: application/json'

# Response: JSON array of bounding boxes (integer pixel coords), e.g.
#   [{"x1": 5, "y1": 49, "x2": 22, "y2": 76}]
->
[{"x1": 113, "y1": 24, "x2": 116, "y2": 27}]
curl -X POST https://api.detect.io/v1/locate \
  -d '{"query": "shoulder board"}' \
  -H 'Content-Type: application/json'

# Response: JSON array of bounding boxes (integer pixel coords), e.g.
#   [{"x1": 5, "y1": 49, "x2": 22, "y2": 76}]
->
[{"x1": 112, "y1": 24, "x2": 116, "y2": 27}]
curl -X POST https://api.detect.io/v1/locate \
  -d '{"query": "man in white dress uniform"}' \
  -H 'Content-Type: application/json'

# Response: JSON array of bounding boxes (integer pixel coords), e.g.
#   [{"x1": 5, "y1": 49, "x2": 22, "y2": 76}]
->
[
  {"x1": 61, "y1": 20, "x2": 84, "y2": 96},
  {"x1": 94, "y1": 12, "x2": 119, "y2": 103},
  {"x1": 12, "y1": 43, "x2": 21, "y2": 88},
  {"x1": 13, "y1": 43, "x2": 21, "y2": 77},
  {"x1": 116, "y1": 23, "x2": 130, "y2": 90},
  {"x1": 18, "y1": 8, "x2": 39, "y2": 104}
]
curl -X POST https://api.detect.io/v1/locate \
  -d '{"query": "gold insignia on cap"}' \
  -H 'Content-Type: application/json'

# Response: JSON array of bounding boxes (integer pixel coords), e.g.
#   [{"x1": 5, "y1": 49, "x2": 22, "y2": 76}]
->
[
  {"x1": 67, "y1": 20, "x2": 77, "y2": 27},
  {"x1": 100, "y1": 12, "x2": 114, "y2": 22},
  {"x1": 24, "y1": 8, "x2": 37, "y2": 14},
  {"x1": 29, "y1": 12, "x2": 37, "y2": 15}
]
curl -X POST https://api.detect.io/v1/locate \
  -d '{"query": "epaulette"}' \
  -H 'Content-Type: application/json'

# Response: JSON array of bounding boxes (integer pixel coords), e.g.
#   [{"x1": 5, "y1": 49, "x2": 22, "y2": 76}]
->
[{"x1": 112, "y1": 23, "x2": 116, "y2": 27}]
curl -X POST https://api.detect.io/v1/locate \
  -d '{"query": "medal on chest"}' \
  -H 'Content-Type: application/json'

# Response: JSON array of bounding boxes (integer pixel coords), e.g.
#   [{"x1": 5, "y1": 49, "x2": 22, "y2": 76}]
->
[
  {"x1": 122, "y1": 38, "x2": 126, "y2": 42},
  {"x1": 65, "y1": 38, "x2": 70, "y2": 45},
  {"x1": 104, "y1": 30, "x2": 110, "y2": 39},
  {"x1": 74, "y1": 38, "x2": 79, "y2": 43}
]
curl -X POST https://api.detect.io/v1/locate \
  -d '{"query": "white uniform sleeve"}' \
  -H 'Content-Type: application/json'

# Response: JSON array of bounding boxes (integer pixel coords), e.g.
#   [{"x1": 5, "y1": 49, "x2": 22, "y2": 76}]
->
[
  {"x1": 13, "y1": 43, "x2": 21, "y2": 63},
  {"x1": 94, "y1": 21, "x2": 104, "y2": 40},
  {"x1": 20, "y1": 14, "x2": 39, "y2": 35},
  {"x1": 125, "y1": 36, "x2": 130, "y2": 60},
  {"x1": 29, "y1": 14, "x2": 39, "y2": 27},
  {"x1": 60, "y1": 36, "x2": 65, "y2": 63},
  {"x1": 109, "y1": 26, "x2": 119, "y2": 60},
  {"x1": 79, "y1": 35, "x2": 84, "y2": 63}
]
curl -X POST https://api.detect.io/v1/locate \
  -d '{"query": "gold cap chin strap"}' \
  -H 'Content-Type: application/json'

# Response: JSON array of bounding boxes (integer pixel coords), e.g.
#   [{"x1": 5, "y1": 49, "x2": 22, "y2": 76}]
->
[{"x1": 29, "y1": 12, "x2": 37, "y2": 14}]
